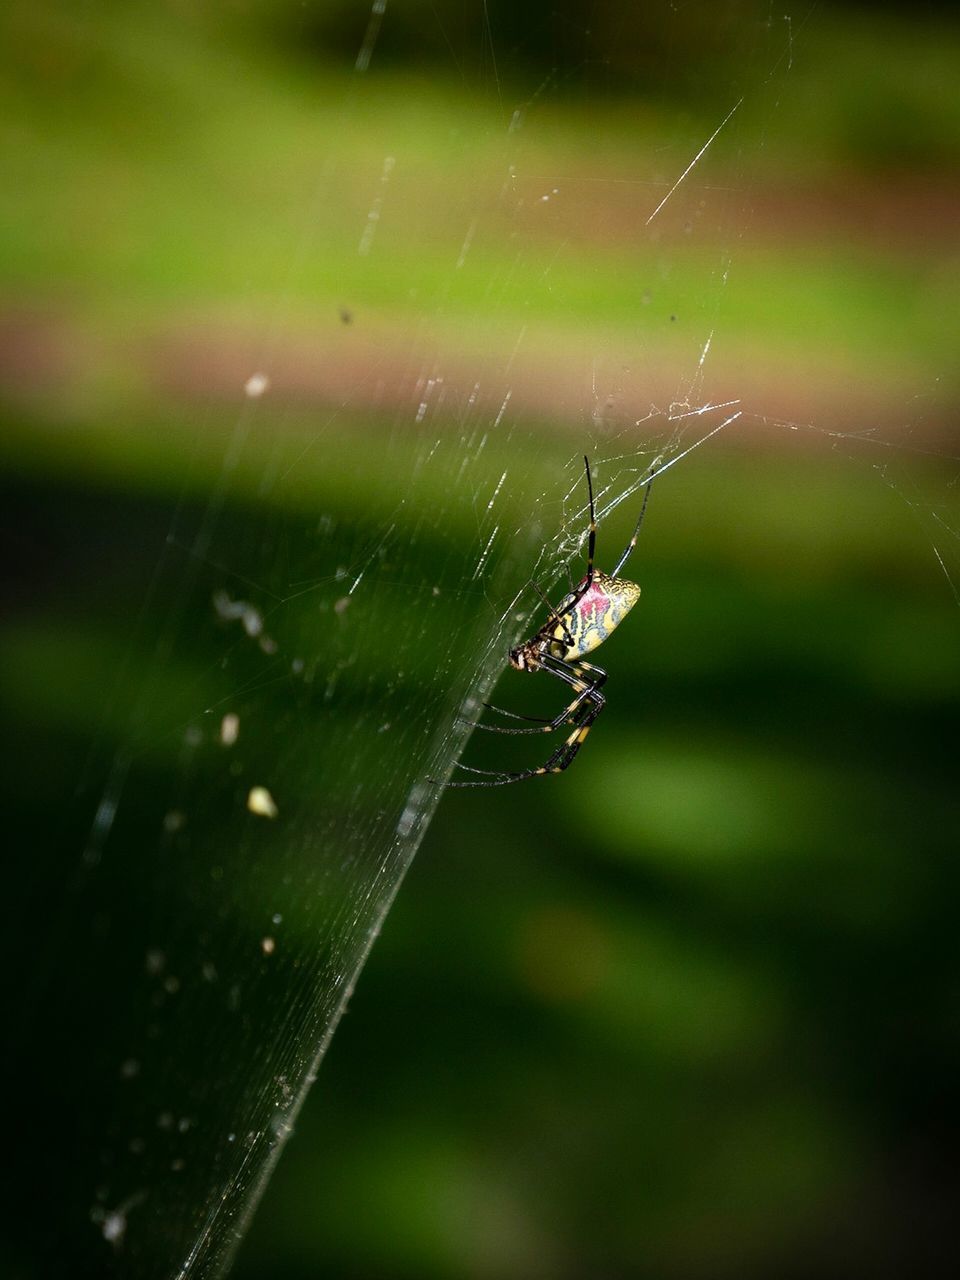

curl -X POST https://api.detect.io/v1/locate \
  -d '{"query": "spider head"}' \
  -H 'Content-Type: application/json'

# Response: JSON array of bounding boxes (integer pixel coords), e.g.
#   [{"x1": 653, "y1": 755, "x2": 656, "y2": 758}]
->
[{"x1": 508, "y1": 640, "x2": 541, "y2": 672}]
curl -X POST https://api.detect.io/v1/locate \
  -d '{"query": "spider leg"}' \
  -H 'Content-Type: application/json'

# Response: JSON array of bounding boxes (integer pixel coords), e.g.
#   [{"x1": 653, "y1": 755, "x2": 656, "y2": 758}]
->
[
  {"x1": 469, "y1": 661, "x2": 606, "y2": 735},
  {"x1": 583, "y1": 454, "x2": 596, "y2": 589},
  {"x1": 609, "y1": 461, "x2": 656, "y2": 578},
  {"x1": 446, "y1": 659, "x2": 606, "y2": 786},
  {"x1": 528, "y1": 579, "x2": 575, "y2": 648},
  {"x1": 524, "y1": 459, "x2": 598, "y2": 650},
  {"x1": 512, "y1": 459, "x2": 598, "y2": 660},
  {"x1": 447, "y1": 690, "x2": 604, "y2": 786}
]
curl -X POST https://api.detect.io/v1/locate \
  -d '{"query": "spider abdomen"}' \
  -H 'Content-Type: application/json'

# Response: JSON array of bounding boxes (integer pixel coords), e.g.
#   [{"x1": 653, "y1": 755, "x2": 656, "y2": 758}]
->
[{"x1": 552, "y1": 570, "x2": 641, "y2": 659}]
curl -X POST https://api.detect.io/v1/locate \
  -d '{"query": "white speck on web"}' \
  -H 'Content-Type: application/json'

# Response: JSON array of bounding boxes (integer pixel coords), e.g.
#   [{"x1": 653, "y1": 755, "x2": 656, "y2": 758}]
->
[
  {"x1": 90, "y1": 793, "x2": 117, "y2": 843},
  {"x1": 456, "y1": 219, "x2": 478, "y2": 269},
  {"x1": 505, "y1": 328, "x2": 527, "y2": 375},
  {"x1": 397, "y1": 782, "x2": 430, "y2": 837},
  {"x1": 355, "y1": 0, "x2": 387, "y2": 73},
  {"x1": 82, "y1": 753, "x2": 130, "y2": 866},
  {"x1": 698, "y1": 330, "x2": 714, "y2": 370},
  {"x1": 492, "y1": 390, "x2": 512, "y2": 429},
  {"x1": 102, "y1": 1212, "x2": 126, "y2": 1244},
  {"x1": 213, "y1": 590, "x2": 263, "y2": 638},
  {"x1": 416, "y1": 377, "x2": 442, "y2": 422},
  {"x1": 359, "y1": 155, "x2": 396, "y2": 256},
  {"x1": 472, "y1": 525, "x2": 500, "y2": 581},
  {"x1": 244, "y1": 373, "x2": 270, "y2": 399},
  {"x1": 93, "y1": 1191, "x2": 146, "y2": 1250},
  {"x1": 247, "y1": 787, "x2": 278, "y2": 819},
  {"x1": 487, "y1": 470, "x2": 507, "y2": 513}
]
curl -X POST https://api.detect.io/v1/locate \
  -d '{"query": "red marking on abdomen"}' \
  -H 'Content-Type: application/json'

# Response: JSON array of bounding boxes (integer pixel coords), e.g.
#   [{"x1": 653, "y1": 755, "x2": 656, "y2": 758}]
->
[{"x1": 577, "y1": 582, "x2": 610, "y2": 624}]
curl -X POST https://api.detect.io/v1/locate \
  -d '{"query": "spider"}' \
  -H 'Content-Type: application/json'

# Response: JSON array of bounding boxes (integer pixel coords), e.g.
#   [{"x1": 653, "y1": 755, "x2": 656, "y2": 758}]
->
[{"x1": 447, "y1": 455, "x2": 655, "y2": 787}]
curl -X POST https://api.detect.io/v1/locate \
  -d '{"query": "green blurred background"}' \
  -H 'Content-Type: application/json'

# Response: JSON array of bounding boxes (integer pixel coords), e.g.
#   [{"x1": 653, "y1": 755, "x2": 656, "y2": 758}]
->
[{"x1": 3, "y1": 1, "x2": 960, "y2": 1277}]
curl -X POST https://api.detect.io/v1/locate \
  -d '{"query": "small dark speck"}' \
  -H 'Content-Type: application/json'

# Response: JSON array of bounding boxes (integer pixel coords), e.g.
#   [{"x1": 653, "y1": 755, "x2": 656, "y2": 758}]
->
[
  {"x1": 339, "y1": 307, "x2": 353, "y2": 325},
  {"x1": 669, "y1": 314, "x2": 677, "y2": 322}
]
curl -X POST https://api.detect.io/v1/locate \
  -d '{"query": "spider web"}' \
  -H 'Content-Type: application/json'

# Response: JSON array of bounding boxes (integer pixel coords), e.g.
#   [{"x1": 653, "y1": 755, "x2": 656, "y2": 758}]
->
[{"x1": 2, "y1": 2, "x2": 958, "y2": 1277}]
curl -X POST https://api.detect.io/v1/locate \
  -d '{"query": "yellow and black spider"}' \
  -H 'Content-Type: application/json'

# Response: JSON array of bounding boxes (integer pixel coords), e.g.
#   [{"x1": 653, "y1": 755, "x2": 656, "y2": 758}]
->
[{"x1": 449, "y1": 455, "x2": 654, "y2": 787}]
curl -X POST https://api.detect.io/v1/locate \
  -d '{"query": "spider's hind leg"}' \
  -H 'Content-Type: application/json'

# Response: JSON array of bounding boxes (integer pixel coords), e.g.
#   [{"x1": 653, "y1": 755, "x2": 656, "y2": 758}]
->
[
  {"x1": 467, "y1": 660, "x2": 606, "y2": 736},
  {"x1": 447, "y1": 658, "x2": 606, "y2": 785},
  {"x1": 449, "y1": 695, "x2": 603, "y2": 785}
]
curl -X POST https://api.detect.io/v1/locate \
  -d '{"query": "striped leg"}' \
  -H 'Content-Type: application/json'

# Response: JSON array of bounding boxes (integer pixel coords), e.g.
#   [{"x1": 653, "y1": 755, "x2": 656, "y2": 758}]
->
[
  {"x1": 468, "y1": 661, "x2": 606, "y2": 735},
  {"x1": 447, "y1": 658, "x2": 606, "y2": 786}
]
